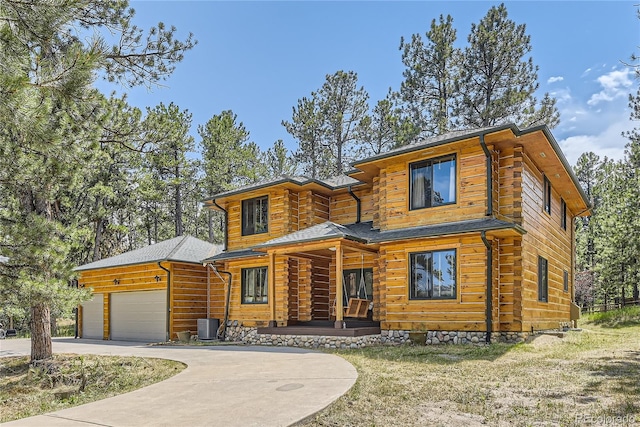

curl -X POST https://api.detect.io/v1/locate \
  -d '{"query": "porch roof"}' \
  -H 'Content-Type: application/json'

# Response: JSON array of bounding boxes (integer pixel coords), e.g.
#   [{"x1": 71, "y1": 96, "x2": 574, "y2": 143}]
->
[
  {"x1": 253, "y1": 218, "x2": 524, "y2": 250},
  {"x1": 202, "y1": 248, "x2": 266, "y2": 263},
  {"x1": 255, "y1": 221, "x2": 374, "y2": 249}
]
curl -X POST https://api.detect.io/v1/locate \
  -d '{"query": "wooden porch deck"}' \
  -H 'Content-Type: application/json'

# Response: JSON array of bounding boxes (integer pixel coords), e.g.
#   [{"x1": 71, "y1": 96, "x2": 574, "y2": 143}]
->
[{"x1": 257, "y1": 320, "x2": 381, "y2": 337}]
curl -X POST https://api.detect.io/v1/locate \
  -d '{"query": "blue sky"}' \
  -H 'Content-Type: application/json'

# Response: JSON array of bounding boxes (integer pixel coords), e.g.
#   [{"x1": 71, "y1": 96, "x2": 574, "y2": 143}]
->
[{"x1": 99, "y1": 1, "x2": 640, "y2": 167}]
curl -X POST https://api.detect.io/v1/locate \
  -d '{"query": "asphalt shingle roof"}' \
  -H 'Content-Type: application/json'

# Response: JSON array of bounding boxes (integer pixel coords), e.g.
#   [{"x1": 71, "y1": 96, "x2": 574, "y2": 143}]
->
[
  {"x1": 252, "y1": 218, "x2": 524, "y2": 249},
  {"x1": 203, "y1": 248, "x2": 266, "y2": 262},
  {"x1": 75, "y1": 236, "x2": 222, "y2": 271}
]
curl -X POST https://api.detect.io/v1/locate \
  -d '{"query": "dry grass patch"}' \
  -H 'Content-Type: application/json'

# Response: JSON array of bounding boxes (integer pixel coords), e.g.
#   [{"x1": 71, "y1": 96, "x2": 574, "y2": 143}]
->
[
  {"x1": 0, "y1": 354, "x2": 185, "y2": 423},
  {"x1": 302, "y1": 324, "x2": 640, "y2": 427}
]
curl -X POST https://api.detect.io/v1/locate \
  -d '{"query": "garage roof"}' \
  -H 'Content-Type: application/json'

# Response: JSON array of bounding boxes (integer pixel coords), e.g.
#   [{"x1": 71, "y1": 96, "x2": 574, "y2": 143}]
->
[{"x1": 75, "y1": 235, "x2": 222, "y2": 271}]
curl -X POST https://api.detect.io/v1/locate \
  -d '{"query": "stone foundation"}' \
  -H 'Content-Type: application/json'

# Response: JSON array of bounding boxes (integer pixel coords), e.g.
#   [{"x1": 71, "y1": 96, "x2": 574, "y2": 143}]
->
[{"x1": 222, "y1": 321, "x2": 531, "y2": 348}]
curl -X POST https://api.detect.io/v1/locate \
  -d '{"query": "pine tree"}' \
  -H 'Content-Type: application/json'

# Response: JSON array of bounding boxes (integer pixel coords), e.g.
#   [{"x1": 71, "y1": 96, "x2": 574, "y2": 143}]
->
[
  {"x1": 454, "y1": 3, "x2": 559, "y2": 129},
  {"x1": 399, "y1": 14, "x2": 460, "y2": 135},
  {"x1": 0, "y1": 0, "x2": 195, "y2": 361}
]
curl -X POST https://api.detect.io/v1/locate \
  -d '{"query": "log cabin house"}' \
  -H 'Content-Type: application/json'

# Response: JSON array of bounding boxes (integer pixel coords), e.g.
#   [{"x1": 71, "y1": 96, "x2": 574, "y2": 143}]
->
[
  {"x1": 203, "y1": 124, "x2": 589, "y2": 346},
  {"x1": 76, "y1": 235, "x2": 220, "y2": 342}
]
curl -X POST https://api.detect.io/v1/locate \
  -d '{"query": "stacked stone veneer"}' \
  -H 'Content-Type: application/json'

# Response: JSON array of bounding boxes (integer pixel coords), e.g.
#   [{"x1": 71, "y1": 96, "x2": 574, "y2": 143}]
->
[{"x1": 222, "y1": 321, "x2": 530, "y2": 347}]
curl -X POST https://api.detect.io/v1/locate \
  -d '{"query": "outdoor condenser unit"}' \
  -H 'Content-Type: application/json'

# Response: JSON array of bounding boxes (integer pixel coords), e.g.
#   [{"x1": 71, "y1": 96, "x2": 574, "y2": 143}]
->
[{"x1": 197, "y1": 318, "x2": 219, "y2": 340}]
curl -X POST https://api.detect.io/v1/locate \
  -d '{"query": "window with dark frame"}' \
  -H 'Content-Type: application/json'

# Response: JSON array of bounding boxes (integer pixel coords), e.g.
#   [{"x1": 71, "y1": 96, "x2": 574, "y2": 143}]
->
[
  {"x1": 561, "y1": 198, "x2": 567, "y2": 230},
  {"x1": 242, "y1": 196, "x2": 268, "y2": 236},
  {"x1": 241, "y1": 267, "x2": 268, "y2": 304},
  {"x1": 538, "y1": 256, "x2": 548, "y2": 302},
  {"x1": 409, "y1": 249, "x2": 457, "y2": 300},
  {"x1": 410, "y1": 155, "x2": 456, "y2": 210},
  {"x1": 543, "y1": 176, "x2": 552, "y2": 215},
  {"x1": 563, "y1": 270, "x2": 568, "y2": 292}
]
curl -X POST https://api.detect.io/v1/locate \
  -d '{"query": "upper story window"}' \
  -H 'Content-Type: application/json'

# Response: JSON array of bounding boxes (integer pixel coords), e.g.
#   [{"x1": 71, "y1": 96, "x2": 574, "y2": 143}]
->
[
  {"x1": 409, "y1": 249, "x2": 457, "y2": 300},
  {"x1": 242, "y1": 196, "x2": 268, "y2": 236},
  {"x1": 560, "y1": 198, "x2": 567, "y2": 230},
  {"x1": 538, "y1": 256, "x2": 548, "y2": 302},
  {"x1": 543, "y1": 176, "x2": 552, "y2": 215},
  {"x1": 410, "y1": 155, "x2": 456, "y2": 210}
]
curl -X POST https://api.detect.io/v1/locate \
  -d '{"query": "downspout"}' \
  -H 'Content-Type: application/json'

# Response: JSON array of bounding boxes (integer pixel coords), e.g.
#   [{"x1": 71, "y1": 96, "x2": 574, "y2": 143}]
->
[
  {"x1": 480, "y1": 134, "x2": 493, "y2": 216},
  {"x1": 348, "y1": 185, "x2": 361, "y2": 224},
  {"x1": 207, "y1": 263, "x2": 232, "y2": 341},
  {"x1": 212, "y1": 199, "x2": 228, "y2": 251},
  {"x1": 158, "y1": 262, "x2": 171, "y2": 342},
  {"x1": 481, "y1": 231, "x2": 493, "y2": 344}
]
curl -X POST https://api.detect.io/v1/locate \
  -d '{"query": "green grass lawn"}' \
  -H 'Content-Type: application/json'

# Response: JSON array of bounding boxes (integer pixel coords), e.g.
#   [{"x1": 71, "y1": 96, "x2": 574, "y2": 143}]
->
[{"x1": 302, "y1": 310, "x2": 640, "y2": 427}]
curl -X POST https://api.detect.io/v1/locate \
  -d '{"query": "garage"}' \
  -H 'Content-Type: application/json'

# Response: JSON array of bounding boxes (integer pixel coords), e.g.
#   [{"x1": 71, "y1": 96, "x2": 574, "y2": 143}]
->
[
  {"x1": 81, "y1": 294, "x2": 104, "y2": 339},
  {"x1": 111, "y1": 290, "x2": 167, "y2": 342}
]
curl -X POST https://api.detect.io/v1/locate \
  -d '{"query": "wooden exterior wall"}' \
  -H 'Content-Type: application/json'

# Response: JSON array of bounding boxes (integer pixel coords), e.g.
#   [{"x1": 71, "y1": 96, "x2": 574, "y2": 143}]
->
[
  {"x1": 78, "y1": 261, "x2": 210, "y2": 340},
  {"x1": 170, "y1": 262, "x2": 210, "y2": 336},
  {"x1": 329, "y1": 186, "x2": 374, "y2": 224},
  {"x1": 520, "y1": 155, "x2": 574, "y2": 330},
  {"x1": 225, "y1": 188, "x2": 330, "y2": 251},
  {"x1": 376, "y1": 140, "x2": 488, "y2": 231},
  {"x1": 378, "y1": 235, "x2": 488, "y2": 331}
]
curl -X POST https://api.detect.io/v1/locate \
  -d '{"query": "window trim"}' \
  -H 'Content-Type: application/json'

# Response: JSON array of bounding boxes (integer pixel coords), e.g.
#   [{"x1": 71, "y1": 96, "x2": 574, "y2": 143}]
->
[
  {"x1": 560, "y1": 198, "x2": 567, "y2": 230},
  {"x1": 409, "y1": 249, "x2": 457, "y2": 300},
  {"x1": 409, "y1": 154, "x2": 457, "y2": 211},
  {"x1": 241, "y1": 195, "x2": 269, "y2": 236},
  {"x1": 241, "y1": 266, "x2": 268, "y2": 304},
  {"x1": 563, "y1": 270, "x2": 569, "y2": 293},
  {"x1": 538, "y1": 256, "x2": 548, "y2": 302},
  {"x1": 543, "y1": 175, "x2": 552, "y2": 215}
]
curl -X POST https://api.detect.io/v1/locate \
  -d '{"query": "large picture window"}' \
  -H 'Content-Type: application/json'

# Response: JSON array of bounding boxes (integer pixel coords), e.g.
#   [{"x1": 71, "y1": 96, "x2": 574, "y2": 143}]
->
[
  {"x1": 410, "y1": 155, "x2": 456, "y2": 210},
  {"x1": 538, "y1": 256, "x2": 548, "y2": 302},
  {"x1": 409, "y1": 249, "x2": 456, "y2": 300},
  {"x1": 242, "y1": 196, "x2": 268, "y2": 236},
  {"x1": 241, "y1": 267, "x2": 268, "y2": 304}
]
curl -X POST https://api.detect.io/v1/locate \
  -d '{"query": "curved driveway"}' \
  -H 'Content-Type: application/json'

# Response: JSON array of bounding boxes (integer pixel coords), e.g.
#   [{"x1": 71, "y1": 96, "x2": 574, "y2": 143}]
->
[{"x1": 0, "y1": 337, "x2": 357, "y2": 427}]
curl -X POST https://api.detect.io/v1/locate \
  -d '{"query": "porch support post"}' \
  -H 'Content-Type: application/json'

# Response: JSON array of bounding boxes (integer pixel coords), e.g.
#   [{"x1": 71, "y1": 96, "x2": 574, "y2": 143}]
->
[
  {"x1": 335, "y1": 243, "x2": 344, "y2": 329},
  {"x1": 268, "y1": 251, "x2": 277, "y2": 327}
]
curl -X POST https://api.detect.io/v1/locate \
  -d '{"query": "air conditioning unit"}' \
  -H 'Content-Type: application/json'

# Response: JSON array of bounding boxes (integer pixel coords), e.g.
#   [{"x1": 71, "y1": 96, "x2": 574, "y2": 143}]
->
[{"x1": 197, "y1": 318, "x2": 219, "y2": 340}]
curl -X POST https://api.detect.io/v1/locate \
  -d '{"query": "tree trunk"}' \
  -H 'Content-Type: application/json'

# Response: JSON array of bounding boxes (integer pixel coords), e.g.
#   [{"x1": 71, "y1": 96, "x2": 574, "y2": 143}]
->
[
  {"x1": 30, "y1": 302, "x2": 52, "y2": 362},
  {"x1": 92, "y1": 217, "x2": 104, "y2": 262},
  {"x1": 208, "y1": 209, "x2": 214, "y2": 243},
  {"x1": 174, "y1": 161, "x2": 183, "y2": 237}
]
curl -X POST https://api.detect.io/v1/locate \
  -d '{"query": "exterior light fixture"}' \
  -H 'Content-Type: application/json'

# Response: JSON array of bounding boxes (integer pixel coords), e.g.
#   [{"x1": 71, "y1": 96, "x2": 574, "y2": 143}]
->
[
  {"x1": 540, "y1": 152, "x2": 546, "y2": 158},
  {"x1": 113, "y1": 278, "x2": 120, "y2": 285},
  {"x1": 155, "y1": 275, "x2": 162, "y2": 282}
]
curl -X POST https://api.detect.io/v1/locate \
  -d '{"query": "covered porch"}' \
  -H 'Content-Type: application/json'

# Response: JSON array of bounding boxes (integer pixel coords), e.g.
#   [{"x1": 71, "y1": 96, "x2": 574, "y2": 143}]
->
[{"x1": 255, "y1": 222, "x2": 380, "y2": 332}]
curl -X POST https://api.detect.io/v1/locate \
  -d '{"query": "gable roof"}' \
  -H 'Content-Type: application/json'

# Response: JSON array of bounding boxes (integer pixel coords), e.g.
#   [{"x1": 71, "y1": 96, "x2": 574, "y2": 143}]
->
[{"x1": 75, "y1": 235, "x2": 221, "y2": 271}]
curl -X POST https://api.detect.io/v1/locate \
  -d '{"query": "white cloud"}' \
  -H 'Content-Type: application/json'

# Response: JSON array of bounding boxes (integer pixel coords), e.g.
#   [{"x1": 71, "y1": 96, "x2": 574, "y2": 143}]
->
[
  {"x1": 558, "y1": 119, "x2": 634, "y2": 166},
  {"x1": 587, "y1": 68, "x2": 633, "y2": 106},
  {"x1": 547, "y1": 76, "x2": 564, "y2": 84}
]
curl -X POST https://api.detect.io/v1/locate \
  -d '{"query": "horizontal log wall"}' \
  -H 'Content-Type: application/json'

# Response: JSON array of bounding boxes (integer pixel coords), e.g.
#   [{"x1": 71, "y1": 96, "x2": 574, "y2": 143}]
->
[
  {"x1": 171, "y1": 262, "x2": 210, "y2": 336},
  {"x1": 520, "y1": 155, "x2": 574, "y2": 330},
  {"x1": 329, "y1": 186, "x2": 374, "y2": 225},
  {"x1": 378, "y1": 140, "x2": 488, "y2": 231},
  {"x1": 379, "y1": 235, "x2": 488, "y2": 332}
]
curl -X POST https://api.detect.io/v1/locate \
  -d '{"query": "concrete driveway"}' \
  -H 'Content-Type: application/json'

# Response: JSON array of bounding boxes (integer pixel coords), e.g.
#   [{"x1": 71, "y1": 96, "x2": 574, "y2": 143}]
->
[{"x1": 0, "y1": 338, "x2": 357, "y2": 427}]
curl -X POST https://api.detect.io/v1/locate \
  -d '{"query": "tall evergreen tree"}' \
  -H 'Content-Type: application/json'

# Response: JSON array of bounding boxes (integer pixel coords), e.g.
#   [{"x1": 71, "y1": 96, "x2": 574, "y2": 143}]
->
[
  {"x1": 399, "y1": 14, "x2": 460, "y2": 135},
  {"x1": 0, "y1": 0, "x2": 195, "y2": 361},
  {"x1": 283, "y1": 96, "x2": 332, "y2": 179},
  {"x1": 199, "y1": 110, "x2": 251, "y2": 242},
  {"x1": 454, "y1": 3, "x2": 559, "y2": 129},
  {"x1": 264, "y1": 140, "x2": 299, "y2": 178}
]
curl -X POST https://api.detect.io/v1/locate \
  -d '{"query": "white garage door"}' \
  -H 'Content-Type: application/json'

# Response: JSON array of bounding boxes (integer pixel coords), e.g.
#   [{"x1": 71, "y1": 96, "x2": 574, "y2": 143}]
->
[
  {"x1": 111, "y1": 290, "x2": 167, "y2": 342},
  {"x1": 81, "y1": 294, "x2": 104, "y2": 339}
]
